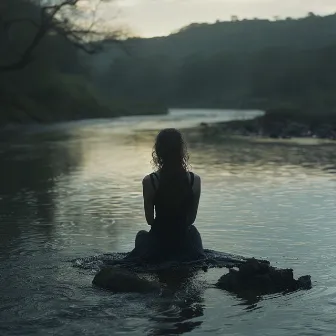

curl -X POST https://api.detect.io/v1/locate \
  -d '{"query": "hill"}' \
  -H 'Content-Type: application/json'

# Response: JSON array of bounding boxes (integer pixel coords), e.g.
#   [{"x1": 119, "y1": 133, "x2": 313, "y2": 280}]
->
[
  {"x1": 92, "y1": 13, "x2": 336, "y2": 112},
  {"x1": 2, "y1": 6, "x2": 336, "y2": 127}
]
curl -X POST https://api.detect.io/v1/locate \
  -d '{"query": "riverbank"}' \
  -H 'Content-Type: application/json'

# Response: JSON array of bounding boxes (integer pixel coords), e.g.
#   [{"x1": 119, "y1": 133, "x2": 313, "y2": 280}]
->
[
  {"x1": 198, "y1": 108, "x2": 336, "y2": 140},
  {"x1": 0, "y1": 71, "x2": 167, "y2": 128},
  {"x1": 0, "y1": 97, "x2": 168, "y2": 128}
]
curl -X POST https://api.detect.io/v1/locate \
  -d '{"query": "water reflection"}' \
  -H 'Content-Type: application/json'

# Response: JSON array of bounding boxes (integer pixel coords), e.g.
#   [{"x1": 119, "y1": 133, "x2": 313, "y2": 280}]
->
[
  {"x1": 0, "y1": 133, "x2": 81, "y2": 257},
  {"x1": 0, "y1": 114, "x2": 336, "y2": 336},
  {"x1": 187, "y1": 134, "x2": 336, "y2": 177},
  {"x1": 149, "y1": 269, "x2": 204, "y2": 335},
  {"x1": 130, "y1": 128, "x2": 336, "y2": 180}
]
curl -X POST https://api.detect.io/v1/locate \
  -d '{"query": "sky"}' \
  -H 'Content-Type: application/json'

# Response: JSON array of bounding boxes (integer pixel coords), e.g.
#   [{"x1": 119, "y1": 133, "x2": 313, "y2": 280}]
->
[{"x1": 105, "y1": 0, "x2": 336, "y2": 37}]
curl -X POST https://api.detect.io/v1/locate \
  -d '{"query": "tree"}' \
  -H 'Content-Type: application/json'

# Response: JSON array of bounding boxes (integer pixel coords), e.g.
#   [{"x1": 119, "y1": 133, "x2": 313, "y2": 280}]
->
[{"x1": 0, "y1": 0, "x2": 122, "y2": 72}]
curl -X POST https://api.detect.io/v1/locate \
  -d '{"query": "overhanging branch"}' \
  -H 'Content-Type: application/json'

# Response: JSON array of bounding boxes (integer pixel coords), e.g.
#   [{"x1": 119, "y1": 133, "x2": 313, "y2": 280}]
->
[{"x1": 0, "y1": 0, "x2": 120, "y2": 72}]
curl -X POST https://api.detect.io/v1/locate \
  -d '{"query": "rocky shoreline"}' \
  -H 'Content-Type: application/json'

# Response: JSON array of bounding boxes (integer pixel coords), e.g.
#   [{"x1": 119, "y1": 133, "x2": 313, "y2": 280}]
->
[{"x1": 199, "y1": 108, "x2": 336, "y2": 140}]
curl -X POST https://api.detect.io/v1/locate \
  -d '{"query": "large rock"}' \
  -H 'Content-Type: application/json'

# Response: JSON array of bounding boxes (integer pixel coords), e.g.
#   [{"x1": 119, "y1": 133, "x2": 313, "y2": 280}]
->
[
  {"x1": 92, "y1": 267, "x2": 161, "y2": 293},
  {"x1": 216, "y1": 258, "x2": 311, "y2": 296}
]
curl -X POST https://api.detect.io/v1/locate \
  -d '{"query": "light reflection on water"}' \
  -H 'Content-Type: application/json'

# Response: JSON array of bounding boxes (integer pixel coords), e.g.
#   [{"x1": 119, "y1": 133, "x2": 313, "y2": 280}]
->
[{"x1": 0, "y1": 110, "x2": 336, "y2": 336}]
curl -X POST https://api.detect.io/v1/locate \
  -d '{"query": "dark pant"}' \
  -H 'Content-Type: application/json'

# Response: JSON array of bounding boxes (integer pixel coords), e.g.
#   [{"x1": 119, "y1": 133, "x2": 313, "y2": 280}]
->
[{"x1": 127, "y1": 225, "x2": 205, "y2": 262}]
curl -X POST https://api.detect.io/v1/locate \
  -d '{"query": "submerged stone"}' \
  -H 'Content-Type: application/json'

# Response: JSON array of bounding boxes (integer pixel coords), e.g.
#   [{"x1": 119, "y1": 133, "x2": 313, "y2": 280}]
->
[
  {"x1": 216, "y1": 258, "x2": 312, "y2": 295},
  {"x1": 92, "y1": 267, "x2": 160, "y2": 293}
]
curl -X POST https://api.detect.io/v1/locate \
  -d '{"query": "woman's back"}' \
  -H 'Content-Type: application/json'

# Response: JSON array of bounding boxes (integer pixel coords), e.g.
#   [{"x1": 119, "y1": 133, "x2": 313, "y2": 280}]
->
[{"x1": 150, "y1": 171, "x2": 195, "y2": 233}]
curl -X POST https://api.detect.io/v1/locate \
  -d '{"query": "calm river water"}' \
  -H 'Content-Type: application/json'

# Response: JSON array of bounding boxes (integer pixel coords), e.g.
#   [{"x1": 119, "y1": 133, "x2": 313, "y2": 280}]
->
[{"x1": 1, "y1": 109, "x2": 336, "y2": 336}]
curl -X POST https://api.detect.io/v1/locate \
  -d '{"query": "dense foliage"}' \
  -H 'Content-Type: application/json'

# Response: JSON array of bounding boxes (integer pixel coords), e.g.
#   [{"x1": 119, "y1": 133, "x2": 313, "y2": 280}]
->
[
  {"x1": 0, "y1": 0, "x2": 165, "y2": 126},
  {"x1": 98, "y1": 13, "x2": 336, "y2": 112},
  {"x1": 2, "y1": 6, "x2": 336, "y2": 126}
]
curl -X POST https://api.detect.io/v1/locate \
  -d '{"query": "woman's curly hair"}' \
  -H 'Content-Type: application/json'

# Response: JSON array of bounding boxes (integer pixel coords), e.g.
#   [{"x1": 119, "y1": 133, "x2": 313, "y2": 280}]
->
[{"x1": 152, "y1": 128, "x2": 190, "y2": 172}]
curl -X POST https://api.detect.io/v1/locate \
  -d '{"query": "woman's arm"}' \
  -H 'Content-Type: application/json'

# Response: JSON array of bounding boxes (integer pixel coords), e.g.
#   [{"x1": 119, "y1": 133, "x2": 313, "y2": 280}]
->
[
  {"x1": 187, "y1": 174, "x2": 201, "y2": 226},
  {"x1": 142, "y1": 175, "x2": 155, "y2": 226}
]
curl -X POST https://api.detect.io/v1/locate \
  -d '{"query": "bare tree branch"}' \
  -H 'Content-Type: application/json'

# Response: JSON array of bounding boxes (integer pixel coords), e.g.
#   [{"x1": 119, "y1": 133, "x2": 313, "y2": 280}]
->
[{"x1": 0, "y1": 0, "x2": 122, "y2": 72}]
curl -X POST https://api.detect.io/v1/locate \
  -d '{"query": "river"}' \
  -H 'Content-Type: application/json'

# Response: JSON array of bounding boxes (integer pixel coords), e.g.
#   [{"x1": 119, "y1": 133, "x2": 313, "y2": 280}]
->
[{"x1": 0, "y1": 109, "x2": 336, "y2": 336}]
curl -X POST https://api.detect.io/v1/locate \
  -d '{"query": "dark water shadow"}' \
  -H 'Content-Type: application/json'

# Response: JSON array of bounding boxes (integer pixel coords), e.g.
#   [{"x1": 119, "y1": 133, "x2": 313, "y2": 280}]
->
[
  {"x1": 147, "y1": 268, "x2": 204, "y2": 335},
  {"x1": 0, "y1": 130, "x2": 82, "y2": 257},
  {"x1": 231, "y1": 286, "x2": 304, "y2": 312}
]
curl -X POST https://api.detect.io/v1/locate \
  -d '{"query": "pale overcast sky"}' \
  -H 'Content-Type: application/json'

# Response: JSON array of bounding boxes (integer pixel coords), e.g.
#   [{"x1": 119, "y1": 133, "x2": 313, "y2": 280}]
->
[{"x1": 107, "y1": 0, "x2": 336, "y2": 37}]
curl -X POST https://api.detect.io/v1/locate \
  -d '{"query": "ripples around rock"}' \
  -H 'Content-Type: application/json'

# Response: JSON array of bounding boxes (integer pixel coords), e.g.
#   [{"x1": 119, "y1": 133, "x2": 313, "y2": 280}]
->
[{"x1": 72, "y1": 249, "x2": 250, "y2": 273}]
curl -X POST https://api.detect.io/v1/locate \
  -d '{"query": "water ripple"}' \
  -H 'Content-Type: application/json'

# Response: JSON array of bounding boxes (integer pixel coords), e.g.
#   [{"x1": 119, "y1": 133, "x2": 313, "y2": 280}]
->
[{"x1": 1, "y1": 114, "x2": 336, "y2": 335}]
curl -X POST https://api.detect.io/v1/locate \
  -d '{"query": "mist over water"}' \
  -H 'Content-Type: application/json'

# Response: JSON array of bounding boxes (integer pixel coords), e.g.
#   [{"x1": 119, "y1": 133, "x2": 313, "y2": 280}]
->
[{"x1": 1, "y1": 110, "x2": 336, "y2": 336}]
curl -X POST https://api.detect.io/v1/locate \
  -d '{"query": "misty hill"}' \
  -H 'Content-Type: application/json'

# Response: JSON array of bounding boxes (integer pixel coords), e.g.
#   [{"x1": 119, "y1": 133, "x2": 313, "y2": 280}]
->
[
  {"x1": 2, "y1": 5, "x2": 336, "y2": 127},
  {"x1": 91, "y1": 13, "x2": 336, "y2": 112},
  {"x1": 95, "y1": 13, "x2": 336, "y2": 65}
]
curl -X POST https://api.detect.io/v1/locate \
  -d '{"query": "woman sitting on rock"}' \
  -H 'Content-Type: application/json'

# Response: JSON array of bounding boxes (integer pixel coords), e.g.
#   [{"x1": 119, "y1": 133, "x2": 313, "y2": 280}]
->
[{"x1": 126, "y1": 128, "x2": 205, "y2": 262}]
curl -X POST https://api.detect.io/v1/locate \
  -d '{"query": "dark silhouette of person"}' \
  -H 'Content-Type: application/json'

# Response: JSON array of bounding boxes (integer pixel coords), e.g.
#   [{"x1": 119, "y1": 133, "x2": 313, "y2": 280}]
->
[{"x1": 127, "y1": 128, "x2": 205, "y2": 262}]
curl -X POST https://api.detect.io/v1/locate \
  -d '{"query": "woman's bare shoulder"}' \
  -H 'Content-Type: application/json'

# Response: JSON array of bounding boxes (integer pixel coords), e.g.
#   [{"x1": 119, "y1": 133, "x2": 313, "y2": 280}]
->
[
  {"x1": 142, "y1": 173, "x2": 158, "y2": 196},
  {"x1": 190, "y1": 172, "x2": 201, "y2": 190},
  {"x1": 142, "y1": 172, "x2": 159, "y2": 186},
  {"x1": 142, "y1": 174, "x2": 151, "y2": 181},
  {"x1": 142, "y1": 174, "x2": 152, "y2": 186},
  {"x1": 191, "y1": 172, "x2": 201, "y2": 181}
]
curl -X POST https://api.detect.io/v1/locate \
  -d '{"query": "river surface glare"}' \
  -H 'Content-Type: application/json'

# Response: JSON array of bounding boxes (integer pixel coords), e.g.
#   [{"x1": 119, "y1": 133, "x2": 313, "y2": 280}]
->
[{"x1": 1, "y1": 109, "x2": 336, "y2": 336}]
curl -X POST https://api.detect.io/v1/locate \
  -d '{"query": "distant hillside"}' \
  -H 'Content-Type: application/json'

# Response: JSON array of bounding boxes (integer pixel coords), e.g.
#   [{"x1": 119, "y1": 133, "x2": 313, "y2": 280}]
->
[
  {"x1": 133, "y1": 14, "x2": 336, "y2": 57},
  {"x1": 2, "y1": 6, "x2": 336, "y2": 127},
  {"x1": 93, "y1": 13, "x2": 336, "y2": 69},
  {"x1": 90, "y1": 13, "x2": 336, "y2": 113}
]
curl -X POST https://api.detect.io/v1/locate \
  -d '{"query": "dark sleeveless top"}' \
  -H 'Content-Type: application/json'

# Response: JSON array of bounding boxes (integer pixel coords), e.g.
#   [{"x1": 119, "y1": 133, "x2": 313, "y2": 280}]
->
[{"x1": 149, "y1": 171, "x2": 195, "y2": 237}]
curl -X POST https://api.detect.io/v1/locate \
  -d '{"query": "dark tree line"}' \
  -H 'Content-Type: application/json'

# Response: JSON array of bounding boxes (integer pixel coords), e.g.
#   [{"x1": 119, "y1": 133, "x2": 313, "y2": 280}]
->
[
  {"x1": 2, "y1": 6, "x2": 336, "y2": 126},
  {"x1": 0, "y1": 0, "x2": 128, "y2": 125},
  {"x1": 98, "y1": 13, "x2": 336, "y2": 113}
]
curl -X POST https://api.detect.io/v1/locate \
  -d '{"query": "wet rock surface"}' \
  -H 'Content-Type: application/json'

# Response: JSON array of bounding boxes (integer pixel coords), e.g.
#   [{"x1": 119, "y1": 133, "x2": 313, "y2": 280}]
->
[
  {"x1": 82, "y1": 251, "x2": 312, "y2": 297},
  {"x1": 216, "y1": 258, "x2": 312, "y2": 295},
  {"x1": 92, "y1": 267, "x2": 161, "y2": 293}
]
